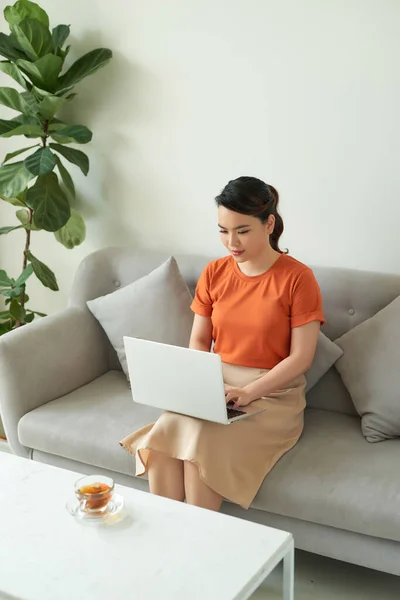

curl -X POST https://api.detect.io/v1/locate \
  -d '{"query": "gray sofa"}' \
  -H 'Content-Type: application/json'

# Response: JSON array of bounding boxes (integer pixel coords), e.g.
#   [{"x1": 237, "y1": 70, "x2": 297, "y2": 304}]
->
[{"x1": 1, "y1": 247, "x2": 400, "y2": 575}]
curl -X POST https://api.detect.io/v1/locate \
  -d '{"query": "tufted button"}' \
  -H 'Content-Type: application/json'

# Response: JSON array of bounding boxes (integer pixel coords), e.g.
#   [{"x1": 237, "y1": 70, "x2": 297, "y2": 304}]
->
[
  {"x1": 114, "y1": 280, "x2": 121, "y2": 288},
  {"x1": 348, "y1": 308, "x2": 355, "y2": 316}
]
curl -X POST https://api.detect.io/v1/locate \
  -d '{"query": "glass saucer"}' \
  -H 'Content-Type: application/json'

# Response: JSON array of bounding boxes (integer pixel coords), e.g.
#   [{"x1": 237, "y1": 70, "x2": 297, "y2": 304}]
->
[{"x1": 66, "y1": 493, "x2": 124, "y2": 523}]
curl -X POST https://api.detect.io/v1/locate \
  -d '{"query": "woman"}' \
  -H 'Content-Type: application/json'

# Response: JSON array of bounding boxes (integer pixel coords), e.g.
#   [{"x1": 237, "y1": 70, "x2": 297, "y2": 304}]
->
[{"x1": 120, "y1": 176, "x2": 324, "y2": 512}]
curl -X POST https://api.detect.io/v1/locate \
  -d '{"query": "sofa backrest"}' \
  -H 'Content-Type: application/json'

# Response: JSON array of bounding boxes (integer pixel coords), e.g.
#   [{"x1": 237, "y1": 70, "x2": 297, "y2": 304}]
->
[{"x1": 70, "y1": 247, "x2": 400, "y2": 415}]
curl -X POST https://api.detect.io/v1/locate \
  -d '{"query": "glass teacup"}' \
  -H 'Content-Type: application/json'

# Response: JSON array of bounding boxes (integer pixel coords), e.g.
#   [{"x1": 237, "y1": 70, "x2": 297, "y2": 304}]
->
[{"x1": 75, "y1": 475, "x2": 114, "y2": 513}]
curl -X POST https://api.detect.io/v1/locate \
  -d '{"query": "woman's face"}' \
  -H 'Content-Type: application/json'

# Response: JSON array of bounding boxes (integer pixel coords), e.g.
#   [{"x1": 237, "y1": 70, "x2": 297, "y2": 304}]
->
[{"x1": 218, "y1": 206, "x2": 275, "y2": 263}]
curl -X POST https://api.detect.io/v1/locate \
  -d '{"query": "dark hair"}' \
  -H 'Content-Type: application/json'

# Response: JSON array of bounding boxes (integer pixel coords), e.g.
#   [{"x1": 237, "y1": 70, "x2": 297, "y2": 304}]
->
[{"x1": 215, "y1": 176, "x2": 285, "y2": 253}]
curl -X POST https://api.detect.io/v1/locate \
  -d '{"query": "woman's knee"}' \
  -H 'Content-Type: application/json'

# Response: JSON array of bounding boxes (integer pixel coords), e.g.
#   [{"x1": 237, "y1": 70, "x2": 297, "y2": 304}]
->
[
  {"x1": 148, "y1": 451, "x2": 182, "y2": 471},
  {"x1": 147, "y1": 451, "x2": 185, "y2": 501},
  {"x1": 184, "y1": 461, "x2": 223, "y2": 511}
]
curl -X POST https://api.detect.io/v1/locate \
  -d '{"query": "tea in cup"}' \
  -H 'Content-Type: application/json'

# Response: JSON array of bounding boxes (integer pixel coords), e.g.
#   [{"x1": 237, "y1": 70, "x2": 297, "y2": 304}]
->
[{"x1": 75, "y1": 475, "x2": 114, "y2": 513}]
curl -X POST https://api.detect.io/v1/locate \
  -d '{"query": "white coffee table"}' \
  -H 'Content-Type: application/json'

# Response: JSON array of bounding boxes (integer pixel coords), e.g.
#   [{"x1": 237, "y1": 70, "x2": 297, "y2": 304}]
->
[{"x1": 0, "y1": 454, "x2": 294, "y2": 600}]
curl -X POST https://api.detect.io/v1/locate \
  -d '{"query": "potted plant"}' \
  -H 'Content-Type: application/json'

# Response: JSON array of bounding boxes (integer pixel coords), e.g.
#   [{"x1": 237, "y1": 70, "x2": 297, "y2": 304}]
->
[{"x1": 0, "y1": 0, "x2": 112, "y2": 335}]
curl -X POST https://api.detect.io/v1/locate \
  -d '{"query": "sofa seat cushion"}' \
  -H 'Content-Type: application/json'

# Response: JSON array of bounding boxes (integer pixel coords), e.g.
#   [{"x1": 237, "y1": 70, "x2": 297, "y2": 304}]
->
[
  {"x1": 18, "y1": 371, "x2": 162, "y2": 477},
  {"x1": 253, "y1": 408, "x2": 400, "y2": 543},
  {"x1": 19, "y1": 376, "x2": 400, "y2": 543}
]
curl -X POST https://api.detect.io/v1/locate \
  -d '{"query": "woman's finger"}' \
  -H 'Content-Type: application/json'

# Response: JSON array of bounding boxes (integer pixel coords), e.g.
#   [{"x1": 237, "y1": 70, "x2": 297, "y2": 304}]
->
[{"x1": 225, "y1": 390, "x2": 239, "y2": 404}]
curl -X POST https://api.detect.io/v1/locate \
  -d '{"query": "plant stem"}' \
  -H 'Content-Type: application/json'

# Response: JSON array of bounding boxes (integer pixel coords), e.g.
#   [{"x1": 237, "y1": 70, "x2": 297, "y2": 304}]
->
[
  {"x1": 15, "y1": 120, "x2": 48, "y2": 328},
  {"x1": 41, "y1": 120, "x2": 49, "y2": 148},
  {"x1": 15, "y1": 208, "x2": 33, "y2": 328},
  {"x1": 22, "y1": 209, "x2": 33, "y2": 274}
]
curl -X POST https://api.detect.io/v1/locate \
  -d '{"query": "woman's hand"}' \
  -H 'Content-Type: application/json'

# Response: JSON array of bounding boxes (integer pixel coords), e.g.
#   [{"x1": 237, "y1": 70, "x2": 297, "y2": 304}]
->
[{"x1": 224, "y1": 385, "x2": 255, "y2": 408}]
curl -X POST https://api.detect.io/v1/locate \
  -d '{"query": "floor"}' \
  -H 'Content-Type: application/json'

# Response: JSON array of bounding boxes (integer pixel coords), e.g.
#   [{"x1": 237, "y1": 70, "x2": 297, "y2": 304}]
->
[
  {"x1": 252, "y1": 550, "x2": 400, "y2": 599},
  {"x1": 0, "y1": 439, "x2": 11, "y2": 454}
]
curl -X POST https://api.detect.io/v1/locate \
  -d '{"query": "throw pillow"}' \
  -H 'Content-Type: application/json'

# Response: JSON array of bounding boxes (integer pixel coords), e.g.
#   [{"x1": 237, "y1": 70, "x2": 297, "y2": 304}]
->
[
  {"x1": 335, "y1": 295, "x2": 400, "y2": 442},
  {"x1": 87, "y1": 257, "x2": 194, "y2": 380},
  {"x1": 305, "y1": 331, "x2": 343, "y2": 392}
]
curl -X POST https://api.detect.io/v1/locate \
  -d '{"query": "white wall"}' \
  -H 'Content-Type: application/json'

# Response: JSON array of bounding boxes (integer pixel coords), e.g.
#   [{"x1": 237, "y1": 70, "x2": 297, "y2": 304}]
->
[{"x1": 1, "y1": 0, "x2": 399, "y2": 314}]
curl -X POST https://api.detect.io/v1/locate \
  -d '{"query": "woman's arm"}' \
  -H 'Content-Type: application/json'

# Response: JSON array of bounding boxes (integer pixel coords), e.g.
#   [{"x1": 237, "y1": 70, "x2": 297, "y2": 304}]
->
[
  {"x1": 189, "y1": 314, "x2": 213, "y2": 352},
  {"x1": 225, "y1": 320, "x2": 320, "y2": 407}
]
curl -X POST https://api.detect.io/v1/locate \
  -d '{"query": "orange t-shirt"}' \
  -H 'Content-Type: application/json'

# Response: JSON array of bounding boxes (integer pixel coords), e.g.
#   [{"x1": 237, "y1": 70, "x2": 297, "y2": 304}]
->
[{"x1": 191, "y1": 254, "x2": 325, "y2": 369}]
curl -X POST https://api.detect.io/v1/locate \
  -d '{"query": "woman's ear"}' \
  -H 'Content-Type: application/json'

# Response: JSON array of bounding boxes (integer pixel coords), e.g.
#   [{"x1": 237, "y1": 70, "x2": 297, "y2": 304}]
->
[{"x1": 266, "y1": 214, "x2": 275, "y2": 235}]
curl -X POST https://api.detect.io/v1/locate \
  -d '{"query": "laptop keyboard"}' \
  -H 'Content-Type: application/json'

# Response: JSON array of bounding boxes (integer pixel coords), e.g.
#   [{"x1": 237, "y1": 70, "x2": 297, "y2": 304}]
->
[{"x1": 227, "y1": 407, "x2": 246, "y2": 420}]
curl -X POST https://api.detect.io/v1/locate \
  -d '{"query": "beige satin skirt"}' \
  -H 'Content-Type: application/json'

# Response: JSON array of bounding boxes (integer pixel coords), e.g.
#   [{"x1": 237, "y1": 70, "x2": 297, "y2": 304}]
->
[{"x1": 120, "y1": 363, "x2": 306, "y2": 509}]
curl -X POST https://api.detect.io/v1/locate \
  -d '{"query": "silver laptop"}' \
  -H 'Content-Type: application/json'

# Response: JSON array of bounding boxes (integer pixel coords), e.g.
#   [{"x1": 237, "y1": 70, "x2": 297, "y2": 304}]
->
[{"x1": 123, "y1": 337, "x2": 266, "y2": 424}]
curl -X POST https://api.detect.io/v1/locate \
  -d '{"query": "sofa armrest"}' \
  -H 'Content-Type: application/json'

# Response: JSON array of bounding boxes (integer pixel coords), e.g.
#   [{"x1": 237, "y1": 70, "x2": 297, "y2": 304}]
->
[{"x1": 0, "y1": 307, "x2": 109, "y2": 457}]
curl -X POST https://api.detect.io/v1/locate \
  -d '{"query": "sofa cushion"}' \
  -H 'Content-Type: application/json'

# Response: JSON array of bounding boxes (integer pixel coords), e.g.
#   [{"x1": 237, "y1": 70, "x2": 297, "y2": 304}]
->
[
  {"x1": 305, "y1": 366, "x2": 357, "y2": 416},
  {"x1": 18, "y1": 371, "x2": 162, "y2": 477},
  {"x1": 335, "y1": 295, "x2": 400, "y2": 442},
  {"x1": 252, "y1": 408, "x2": 400, "y2": 543},
  {"x1": 87, "y1": 257, "x2": 194, "y2": 379},
  {"x1": 305, "y1": 332, "x2": 343, "y2": 392}
]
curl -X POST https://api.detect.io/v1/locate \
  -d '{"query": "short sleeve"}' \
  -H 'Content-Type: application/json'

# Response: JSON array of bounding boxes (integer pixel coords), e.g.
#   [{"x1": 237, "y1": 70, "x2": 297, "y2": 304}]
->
[
  {"x1": 191, "y1": 264, "x2": 213, "y2": 317},
  {"x1": 290, "y1": 268, "x2": 325, "y2": 328}
]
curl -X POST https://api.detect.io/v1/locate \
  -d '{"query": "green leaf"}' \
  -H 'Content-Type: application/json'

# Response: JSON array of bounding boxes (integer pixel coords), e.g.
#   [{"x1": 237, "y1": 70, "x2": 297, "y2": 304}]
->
[
  {"x1": 0, "y1": 189, "x2": 27, "y2": 206},
  {"x1": 24, "y1": 312, "x2": 35, "y2": 323},
  {"x1": 0, "y1": 161, "x2": 33, "y2": 197},
  {"x1": 0, "y1": 225, "x2": 23, "y2": 234},
  {"x1": 10, "y1": 113, "x2": 43, "y2": 139},
  {"x1": 10, "y1": 28, "x2": 36, "y2": 62},
  {"x1": 55, "y1": 156, "x2": 75, "y2": 199},
  {"x1": 31, "y1": 85, "x2": 52, "y2": 98},
  {"x1": 4, "y1": 6, "x2": 22, "y2": 27},
  {"x1": 16, "y1": 208, "x2": 29, "y2": 225},
  {"x1": 47, "y1": 119, "x2": 68, "y2": 132},
  {"x1": 37, "y1": 94, "x2": 69, "y2": 119},
  {"x1": 51, "y1": 124, "x2": 92, "y2": 145},
  {"x1": 24, "y1": 147, "x2": 56, "y2": 176},
  {"x1": 11, "y1": 113, "x2": 38, "y2": 125},
  {"x1": 20, "y1": 90, "x2": 38, "y2": 115},
  {"x1": 12, "y1": 124, "x2": 43, "y2": 137},
  {"x1": 57, "y1": 48, "x2": 112, "y2": 91},
  {"x1": 0, "y1": 269, "x2": 13, "y2": 287},
  {"x1": 0, "y1": 87, "x2": 36, "y2": 115},
  {"x1": 30, "y1": 309, "x2": 46, "y2": 317},
  {"x1": 3, "y1": 144, "x2": 39, "y2": 164},
  {"x1": 55, "y1": 83, "x2": 73, "y2": 98},
  {"x1": 0, "y1": 119, "x2": 43, "y2": 138},
  {"x1": 11, "y1": 19, "x2": 53, "y2": 61},
  {"x1": 16, "y1": 54, "x2": 62, "y2": 91},
  {"x1": 10, "y1": 299, "x2": 25, "y2": 321},
  {"x1": 54, "y1": 209, "x2": 86, "y2": 249},
  {"x1": 12, "y1": 0, "x2": 49, "y2": 27},
  {"x1": 0, "y1": 118, "x2": 20, "y2": 136},
  {"x1": 52, "y1": 25, "x2": 70, "y2": 49},
  {"x1": 0, "y1": 32, "x2": 26, "y2": 61},
  {"x1": 54, "y1": 45, "x2": 69, "y2": 63},
  {"x1": 15, "y1": 263, "x2": 34, "y2": 288},
  {"x1": 0, "y1": 61, "x2": 29, "y2": 90},
  {"x1": 26, "y1": 172, "x2": 70, "y2": 231},
  {"x1": 0, "y1": 322, "x2": 13, "y2": 335},
  {"x1": 27, "y1": 251, "x2": 58, "y2": 291},
  {"x1": 0, "y1": 286, "x2": 24, "y2": 298},
  {"x1": 16, "y1": 208, "x2": 41, "y2": 230},
  {"x1": 49, "y1": 143, "x2": 89, "y2": 176}
]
